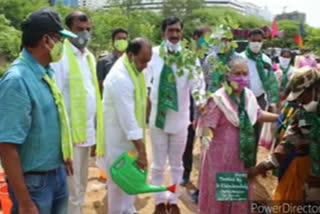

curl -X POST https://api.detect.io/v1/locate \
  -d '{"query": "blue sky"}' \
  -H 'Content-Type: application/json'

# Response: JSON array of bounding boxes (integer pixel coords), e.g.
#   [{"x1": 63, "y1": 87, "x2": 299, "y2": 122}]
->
[{"x1": 244, "y1": 0, "x2": 320, "y2": 27}]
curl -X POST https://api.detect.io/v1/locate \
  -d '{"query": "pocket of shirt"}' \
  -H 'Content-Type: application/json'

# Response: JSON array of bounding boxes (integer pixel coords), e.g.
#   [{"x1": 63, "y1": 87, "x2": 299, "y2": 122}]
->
[{"x1": 24, "y1": 174, "x2": 47, "y2": 192}]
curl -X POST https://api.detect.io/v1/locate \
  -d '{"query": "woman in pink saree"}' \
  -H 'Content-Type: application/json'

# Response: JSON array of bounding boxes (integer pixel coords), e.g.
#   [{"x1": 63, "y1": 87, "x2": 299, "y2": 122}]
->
[{"x1": 198, "y1": 58, "x2": 278, "y2": 214}]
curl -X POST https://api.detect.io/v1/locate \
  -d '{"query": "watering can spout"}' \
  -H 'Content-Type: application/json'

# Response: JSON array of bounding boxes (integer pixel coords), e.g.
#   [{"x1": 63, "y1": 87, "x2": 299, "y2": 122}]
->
[
  {"x1": 139, "y1": 184, "x2": 177, "y2": 194},
  {"x1": 167, "y1": 184, "x2": 177, "y2": 193}
]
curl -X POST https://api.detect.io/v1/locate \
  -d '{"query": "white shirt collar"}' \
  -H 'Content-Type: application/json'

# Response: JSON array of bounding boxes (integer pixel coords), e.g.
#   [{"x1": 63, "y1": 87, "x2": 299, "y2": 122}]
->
[{"x1": 70, "y1": 42, "x2": 89, "y2": 57}]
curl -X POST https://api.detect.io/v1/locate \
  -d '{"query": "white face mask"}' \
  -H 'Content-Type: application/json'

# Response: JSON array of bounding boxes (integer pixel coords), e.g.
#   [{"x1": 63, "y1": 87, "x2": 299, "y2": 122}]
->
[
  {"x1": 303, "y1": 101, "x2": 318, "y2": 112},
  {"x1": 249, "y1": 42, "x2": 263, "y2": 54},
  {"x1": 279, "y1": 56, "x2": 291, "y2": 68},
  {"x1": 166, "y1": 40, "x2": 180, "y2": 52}
]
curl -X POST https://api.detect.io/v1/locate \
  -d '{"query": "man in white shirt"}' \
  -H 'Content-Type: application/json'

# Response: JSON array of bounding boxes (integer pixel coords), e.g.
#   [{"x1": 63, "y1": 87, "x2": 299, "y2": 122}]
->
[
  {"x1": 240, "y1": 28, "x2": 279, "y2": 143},
  {"x1": 240, "y1": 28, "x2": 279, "y2": 110},
  {"x1": 102, "y1": 38, "x2": 152, "y2": 214},
  {"x1": 51, "y1": 11, "x2": 104, "y2": 214},
  {"x1": 146, "y1": 17, "x2": 206, "y2": 214}
]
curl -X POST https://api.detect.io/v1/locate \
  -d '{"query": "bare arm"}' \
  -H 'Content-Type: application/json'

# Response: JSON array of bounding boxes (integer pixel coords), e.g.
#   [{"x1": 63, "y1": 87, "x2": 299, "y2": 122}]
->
[
  {"x1": 132, "y1": 139, "x2": 148, "y2": 170},
  {"x1": 0, "y1": 143, "x2": 38, "y2": 214},
  {"x1": 258, "y1": 110, "x2": 279, "y2": 123}
]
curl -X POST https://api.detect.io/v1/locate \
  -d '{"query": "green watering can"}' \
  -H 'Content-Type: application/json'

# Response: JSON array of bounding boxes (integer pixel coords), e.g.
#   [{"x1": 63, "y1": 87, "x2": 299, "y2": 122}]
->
[{"x1": 110, "y1": 152, "x2": 177, "y2": 195}]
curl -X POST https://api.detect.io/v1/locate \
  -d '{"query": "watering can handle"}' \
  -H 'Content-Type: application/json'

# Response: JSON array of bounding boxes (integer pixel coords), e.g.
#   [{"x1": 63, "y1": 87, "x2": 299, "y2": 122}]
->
[{"x1": 133, "y1": 162, "x2": 149, "y2": 178}]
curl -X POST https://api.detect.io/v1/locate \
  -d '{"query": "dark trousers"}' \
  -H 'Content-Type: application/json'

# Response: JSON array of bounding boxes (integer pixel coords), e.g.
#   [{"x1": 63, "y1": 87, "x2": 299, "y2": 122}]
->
[
  {"x1": 182, "y1": 124, "x2": 196, "y2": 180},
  {"x1": 8, "y1": 167, "x2": 68, "y2": 214}
]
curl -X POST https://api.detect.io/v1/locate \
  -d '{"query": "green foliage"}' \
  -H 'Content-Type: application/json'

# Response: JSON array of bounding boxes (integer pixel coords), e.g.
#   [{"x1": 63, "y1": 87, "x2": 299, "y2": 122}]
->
[
  {"x1": 0, "y1": 0, "x2": 319, "y2": 66},
  {"x1": 0, "y1": 15, "x2": 21, "y2": 61},
  {"x1": 107, "y1": 0, "x2": 142, "y2": 15},
  {"x1": 305, "y1": 28, "x2": 320, "y2": 55},
  {"x1": 88, "y1": 8, "x2": 128, "y2": 56},
  {"x1": 86, "y1": 8, "x2": 161, "y2": 56},
  {"x1": 54, "y1": 1, "x2": 74, "y2": 19},
  {"x1": 264, "y1": 20, "x2": 312, "y2": 50},
  {"x1": 0, "y1": 62, "x2": 10, "y2": 77},
  {"x1": 162, "y1": 0, "x2": 204, "y2": 19},
  {"x1": 0, "y1": 0, "x2": 49, "y2": 29}
]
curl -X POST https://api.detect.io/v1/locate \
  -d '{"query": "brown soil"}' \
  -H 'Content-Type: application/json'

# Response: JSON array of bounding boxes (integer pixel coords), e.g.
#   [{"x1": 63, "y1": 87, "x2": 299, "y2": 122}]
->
[{"x1": 83, "y1": 131, "x2": 278, "y2": 214}]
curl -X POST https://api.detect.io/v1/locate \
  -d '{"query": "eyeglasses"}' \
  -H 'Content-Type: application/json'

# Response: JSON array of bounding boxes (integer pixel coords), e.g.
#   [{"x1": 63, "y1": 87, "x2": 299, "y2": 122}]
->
[{"x1": 46, "y1": 33, "x2": 65, "y2": 43}]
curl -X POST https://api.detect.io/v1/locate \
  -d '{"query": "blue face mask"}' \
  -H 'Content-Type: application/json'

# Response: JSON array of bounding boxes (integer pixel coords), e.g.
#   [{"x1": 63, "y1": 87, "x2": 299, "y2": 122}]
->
[{"x1": 197, "y1": 37, "x2": 209, "y2": 49}]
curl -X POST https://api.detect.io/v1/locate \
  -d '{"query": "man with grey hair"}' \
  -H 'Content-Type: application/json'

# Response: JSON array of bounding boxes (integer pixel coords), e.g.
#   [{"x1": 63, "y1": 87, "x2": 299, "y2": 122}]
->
[{"x1": 101, "y1": 38, "x2": 152, "y2": 214}]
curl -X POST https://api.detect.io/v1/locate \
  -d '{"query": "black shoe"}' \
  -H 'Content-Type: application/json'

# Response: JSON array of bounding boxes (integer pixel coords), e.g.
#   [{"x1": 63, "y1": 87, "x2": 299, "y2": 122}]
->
[
  {"x1": 191, "y1": 189, "x2": 199, "y2": 203},
  {"x1": 180, "y1": 177, "x2": 190, "y2": 186}
]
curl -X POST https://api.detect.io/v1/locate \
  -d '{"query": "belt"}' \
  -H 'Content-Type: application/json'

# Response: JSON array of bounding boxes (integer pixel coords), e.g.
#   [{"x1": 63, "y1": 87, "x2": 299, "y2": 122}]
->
[{"x1": 24, "y1": 168, "x2": 59, "y2": 175}]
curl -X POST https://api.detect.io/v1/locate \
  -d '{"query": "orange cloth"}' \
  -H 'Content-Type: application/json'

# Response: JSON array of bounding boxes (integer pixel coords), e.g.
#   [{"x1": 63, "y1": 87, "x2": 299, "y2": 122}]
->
[{"x1": 273, "y1": 156, "x2": 311, "y2": 214}]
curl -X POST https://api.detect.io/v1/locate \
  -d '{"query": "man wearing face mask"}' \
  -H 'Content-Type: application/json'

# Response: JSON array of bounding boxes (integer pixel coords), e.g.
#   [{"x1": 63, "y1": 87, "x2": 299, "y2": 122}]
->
[
  {"x1": 101, "y1": 38, "x2": 152, "y2": 214},
  {"x1": 51, "y1": 10, "x2": 104, "y2": 214},
  {"x1": 0, "y1": 8, "x2": 76, "y2": 214},
  {"x1": 241, "y1": 28, "x2": 279, "y2": 109},
  {"x1": 145, "y1": 17, "x2": 206, "y2": 214},
  {"x1": 274, "y1": 49, "x2": 296, "y2": 102},
  {"x1": 250, "y1": 67, "x2": 320, "y2": 208},
  {"x1": 97, "y1": 28, "x2": 129, "y2": 92},
  {"x1": 240, "y1": 29, "x2": 279, "y2": 143},
  {"x1": 203, "y1": 29, "x2": 241, "y2": 93}
]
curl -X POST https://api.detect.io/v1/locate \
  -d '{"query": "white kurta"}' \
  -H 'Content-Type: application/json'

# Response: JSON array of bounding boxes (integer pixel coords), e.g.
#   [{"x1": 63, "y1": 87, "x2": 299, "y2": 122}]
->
[
  {"x1": 146, "y1": 46, "x2": 206, "y2": 134},
  {"x1": 102, "y1": 56, "x2": 143, "y2": 168},
  {"x1": 145, "y1": 45, "x2": 206, "y2": 205},
  {"x1": 102, "y1": 56, "x2": 144, "y2": 214},
  {"x1": 240, "y1": 52, "x2": 272, "y2": 98},
  {"x1": 51, "y1": 43, "x2": 97, "y2": 147},
  {"x1": 51, "y1": 43, "x2": 98, "y2": 214}
]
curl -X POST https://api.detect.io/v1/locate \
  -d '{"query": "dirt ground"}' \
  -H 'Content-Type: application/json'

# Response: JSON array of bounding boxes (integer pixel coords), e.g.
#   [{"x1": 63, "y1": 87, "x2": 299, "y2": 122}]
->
[
  {"x1": 0, "y1": 131, "x2": 278, "y2": 214},
  {"x1": 83, "y1": 130, "x2": 278, "y2": 214}
]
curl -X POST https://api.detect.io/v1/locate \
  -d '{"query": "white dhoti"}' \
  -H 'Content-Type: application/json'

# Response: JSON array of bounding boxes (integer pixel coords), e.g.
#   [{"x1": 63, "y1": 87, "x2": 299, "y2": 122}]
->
[{"x1": 150, "y1": 127, "x2": 188, "y2": 205}]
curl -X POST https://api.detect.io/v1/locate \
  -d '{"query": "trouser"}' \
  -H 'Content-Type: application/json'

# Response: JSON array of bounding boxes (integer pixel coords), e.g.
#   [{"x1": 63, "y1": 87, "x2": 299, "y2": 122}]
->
[
  {"x1": 254, "y1": 94, "x2": 267, "y2": 144},
  {"x1": 107, "y1": 178, "x2": 137, "y2": 214},
  {"x1": 67, "y1": 146, "x2": 90, "y2": 214},
  {"x1": 9, "y1": 167, "x2": 69, "y2": 214},
  {"x1": 150, "y1": 127, "x2": 188, "y2": 205},
  {"x1": 182, "y1": 124, "x2": 195, "y2": 181}
]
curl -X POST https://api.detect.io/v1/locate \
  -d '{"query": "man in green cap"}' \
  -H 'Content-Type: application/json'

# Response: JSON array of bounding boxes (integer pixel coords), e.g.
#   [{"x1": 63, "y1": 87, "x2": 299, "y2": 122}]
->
[{"x1": 0, "y1": 8, "x2": 76, "y2": 214}]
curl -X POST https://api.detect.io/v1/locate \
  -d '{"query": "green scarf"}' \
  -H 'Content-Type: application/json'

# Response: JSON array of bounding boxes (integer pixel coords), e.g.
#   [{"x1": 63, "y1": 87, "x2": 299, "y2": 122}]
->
[
  {"x1": 227, "y1": 87, "x2": 257, "y2": 168},
  {"x1": 245, "y1": 46, "x2": 279, "y2": 104},
  {"x1": 20, "y1": 55, "x2": 73, "y2": 160},
  {"x1": 217, "y1": 48, "x2": 235, "y2": 64},
  {"x1": 280, "y1": 65, "x2": 290, "y2": 91},
  {"x1": 155, "y1": 45, "x2": 179, "y2": 129},
  {"x1": 305, "y1": 104, "x2": 320, "y2": 176},
  {"x1": 66, "y1": 40, "x2": 104, "y2": 156},
  {"x1": 210, "y1": 49, "x2": 235, "y2": 93},
  {"x1": 123, "y1": 54, "x2": 147, "y2": 141},
  {"x1": 43, "y1": 74, "x2": 73, "y2": 160}
]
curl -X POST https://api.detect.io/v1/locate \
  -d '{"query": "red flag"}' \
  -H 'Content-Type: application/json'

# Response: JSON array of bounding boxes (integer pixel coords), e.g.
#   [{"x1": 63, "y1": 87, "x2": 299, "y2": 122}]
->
[
  {"x1": 271, "y1": 19, "x2": 278, "y2": 38},
  {"x1": 294, "y1": 34, "x2": 304, "y2": 48}
]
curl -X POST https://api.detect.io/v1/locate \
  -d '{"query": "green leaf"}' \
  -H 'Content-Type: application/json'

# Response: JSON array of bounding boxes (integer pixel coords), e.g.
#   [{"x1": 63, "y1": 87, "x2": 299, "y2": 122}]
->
[
  {"x1": 159, "y1": 45, "x2": 166, "y2": 58},
  {"x1": 168, "y1": 73, "x2": 175, "y2": 83},
  {"x1": 223, "y1": 83, "x2": 232, "y2": 95},
  {"x1": 230, "y1": 81, "x2": 238, "y2": 90}
]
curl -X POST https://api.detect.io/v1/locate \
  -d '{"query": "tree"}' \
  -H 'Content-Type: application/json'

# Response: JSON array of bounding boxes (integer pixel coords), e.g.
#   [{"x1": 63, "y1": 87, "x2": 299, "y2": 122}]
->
[
  {"x1": 107, "y1": 0, "x2": 142, "y2": 15},
  {"x1": 162, "y1": 0, "x2": 204, "y2": 19},
  {"x1": 0, "y1": 0, "x2": 49, "y2": 29},
  {"x1": 305, "y1": 28, "x2": 320, "y2": 55},
  {"x1": 263, "y1": 20, "x2": 311, "y2": 50},
  {"x1": 0, "y1": 15, "x2": 21, "y2": 61}
]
